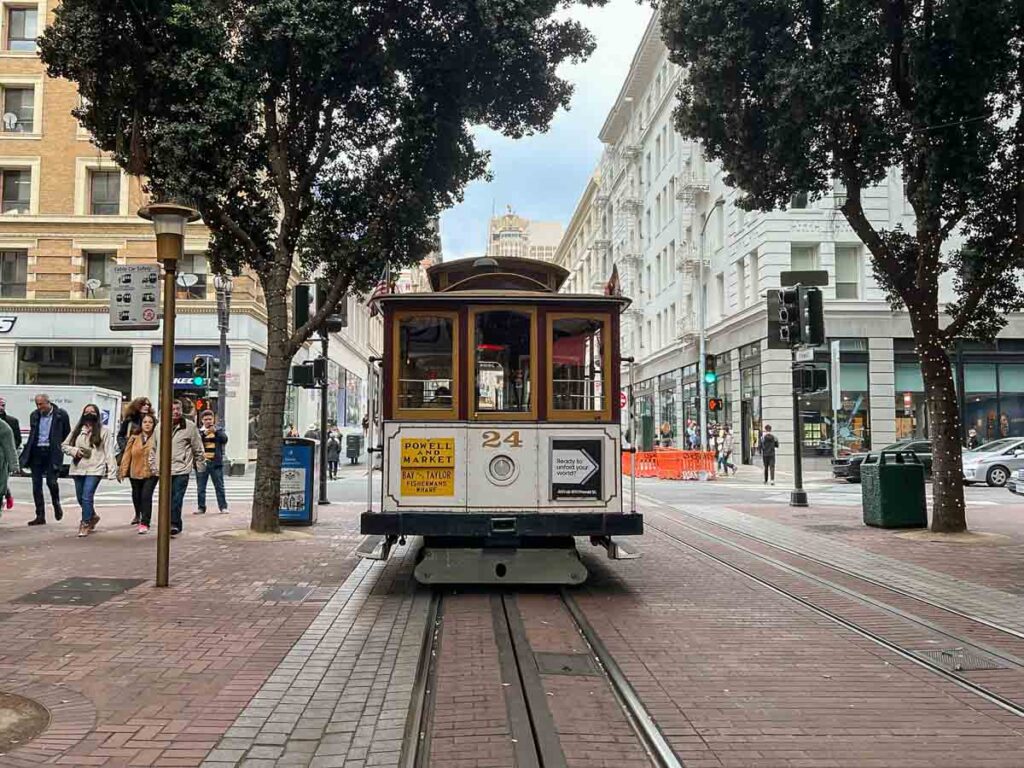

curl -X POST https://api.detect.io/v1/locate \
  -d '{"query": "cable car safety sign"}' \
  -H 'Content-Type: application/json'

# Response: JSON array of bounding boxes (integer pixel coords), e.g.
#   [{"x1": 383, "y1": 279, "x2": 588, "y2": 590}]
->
[{"x1": 400, "y1": 437, "x2": 455, "y2": 496}]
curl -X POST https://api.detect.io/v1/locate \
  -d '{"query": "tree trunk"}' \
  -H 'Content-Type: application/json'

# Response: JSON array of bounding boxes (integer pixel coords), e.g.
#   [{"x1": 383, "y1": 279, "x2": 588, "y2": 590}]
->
[
  {"x1": 250, "y1": 280, "x2": 292, "y2": 533},
  {"x1": 917, "y1": 335, "x2": 967, "y2": 533}
]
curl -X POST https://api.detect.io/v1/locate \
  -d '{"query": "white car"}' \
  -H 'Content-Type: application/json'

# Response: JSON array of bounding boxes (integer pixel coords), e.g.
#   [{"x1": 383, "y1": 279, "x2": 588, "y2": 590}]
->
[{"x1": 961, "y1": 438, "x2": 1024, "y2": 487}]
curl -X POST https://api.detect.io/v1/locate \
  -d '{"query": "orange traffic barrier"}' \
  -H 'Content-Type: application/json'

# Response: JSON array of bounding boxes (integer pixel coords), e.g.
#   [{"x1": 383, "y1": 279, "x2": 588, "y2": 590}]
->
[{"x1": 621, "y1": 450, "x2": 717, "y2": 480}]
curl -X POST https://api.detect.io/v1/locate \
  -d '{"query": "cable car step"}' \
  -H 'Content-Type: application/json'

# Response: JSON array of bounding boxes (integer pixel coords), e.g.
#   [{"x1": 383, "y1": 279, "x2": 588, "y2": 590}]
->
[
  {"x1": 356, "y1": 534, "x2": 397, "y2": 561},
  {"x1": 590, "y1": 535, "x2": 641, "y2": 560},
  {"x1": 414, "y1": 546, "x2": 588, "y2": 585}
]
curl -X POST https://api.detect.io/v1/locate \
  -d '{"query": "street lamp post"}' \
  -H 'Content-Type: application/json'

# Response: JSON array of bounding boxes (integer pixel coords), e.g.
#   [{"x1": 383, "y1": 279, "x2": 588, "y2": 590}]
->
[
  {"x1": 214, "y1": 274, "x2": 233, "y2": 426},
  {"x1": 697, "y1": 198, "x2": 725, "y2": 461},
  {"x1": 139, "y1": 201, "x2": 200, "y2": 588}
]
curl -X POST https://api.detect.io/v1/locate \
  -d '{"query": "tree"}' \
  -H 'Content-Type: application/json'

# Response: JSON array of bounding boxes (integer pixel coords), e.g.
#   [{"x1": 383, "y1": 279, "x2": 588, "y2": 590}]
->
[
  {"x1": 41, "y1": 0, "x2": 606, "y2": 531},
  {"x1": 661, "y1": 0, "x2": 1024, "y2": 532}
]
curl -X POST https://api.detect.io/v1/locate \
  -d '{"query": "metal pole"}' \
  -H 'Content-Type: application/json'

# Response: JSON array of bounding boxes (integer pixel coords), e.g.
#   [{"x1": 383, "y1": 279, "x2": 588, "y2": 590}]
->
[
  {"x1": 156, "y1": 244, "x2": 178, "y2": 587},
  {"x1": 698, "y1": 226, "x2": 707, "y2": 455},
  {"x1": 215, "y1": 277, "x2": 230, "y2": 426},
  {"x1": 366, "y1": 357, "x2": 378, "y2": 513},
  {"x1": 319, "y1": 334, "x2": 330, "y2": 505},
  {"x1": 791, "y1": 386, "x2": 808, "y2": 507},
  {"x1": 627, "y1": 357, "x2": 636, "y2": 514}
]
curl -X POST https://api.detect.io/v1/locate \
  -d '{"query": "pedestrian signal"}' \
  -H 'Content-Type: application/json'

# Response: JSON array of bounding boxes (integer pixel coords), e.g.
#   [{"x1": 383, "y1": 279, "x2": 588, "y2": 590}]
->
[{"x1": 707, "y1": 398, "x2": 724, "y2": 412}]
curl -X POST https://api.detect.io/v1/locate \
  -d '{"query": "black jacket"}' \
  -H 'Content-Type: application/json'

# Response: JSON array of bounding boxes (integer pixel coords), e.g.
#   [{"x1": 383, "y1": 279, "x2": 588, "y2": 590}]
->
[
  {"x1": 0, "y1": 411, "x2": 20, "y2": 449},
  {"x1": 20, "y1": 406, "x2": 71, "y2": 469},
  {"x1": 759, "y1": 433, "x2": 779, "y2": 458}
]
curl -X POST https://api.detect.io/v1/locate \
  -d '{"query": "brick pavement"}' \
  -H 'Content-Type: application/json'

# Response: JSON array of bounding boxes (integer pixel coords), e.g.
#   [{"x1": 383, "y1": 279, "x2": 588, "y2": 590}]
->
[
  {"x1": 0, "y1": 501, "x2": 365, "y2": 767},
  {"x1": 575, "y1": 531, "x2": 1024, "y2": 767},
  {"x1": 642, "y1": 495, "x2": 1024, "y2": 634}
]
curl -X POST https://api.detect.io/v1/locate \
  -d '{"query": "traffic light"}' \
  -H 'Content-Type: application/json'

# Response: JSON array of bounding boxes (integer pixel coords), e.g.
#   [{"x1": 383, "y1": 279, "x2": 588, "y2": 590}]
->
[
  {"x1": 291, "y1": 362, "x2": 315, "y2": 387},
  {"x1": 793, "y1": 365, "x2": 828, "y2": 394},
  {"x1": 707, "y1": 397, "x2": 724, "y2": 412},
  {"x1": 778, "y1": 287, "x2": 801, "y2": 345},
  {"x1": 703, "y1": 354, "x2": 717, "y2": 385},
  {"x1": 798, "y1": 286, "x2": 826, "y2": 346},
  {"x1": 209, "y1": 357, "x2": 221, "y2": 390},
  {"x1": 195, "y1": 397, "x2": 207, "y2": 413},
  {"x1": 312, "y1": 357, "x2": 328, "y2": 384},
  {"x1": 192, "y1": 354, "x2": 209, "y2": 387}
]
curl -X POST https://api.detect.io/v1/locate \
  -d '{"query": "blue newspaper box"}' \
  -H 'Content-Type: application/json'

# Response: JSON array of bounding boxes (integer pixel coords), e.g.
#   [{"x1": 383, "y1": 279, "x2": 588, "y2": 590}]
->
[{"x1": 279, "y1": 437, "x2": 319, "y2": 525}]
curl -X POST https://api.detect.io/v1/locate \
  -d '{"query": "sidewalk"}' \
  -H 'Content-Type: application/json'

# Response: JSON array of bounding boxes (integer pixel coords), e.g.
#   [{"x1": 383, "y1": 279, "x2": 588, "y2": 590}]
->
[{"x1": 0, "y1": 499, "x2": 366, "y2": 767}]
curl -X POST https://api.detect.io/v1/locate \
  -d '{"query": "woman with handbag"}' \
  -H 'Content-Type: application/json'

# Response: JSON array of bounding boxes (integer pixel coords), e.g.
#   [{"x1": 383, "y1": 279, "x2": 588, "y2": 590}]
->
[
  {"x1": 119, "y1": 413, "x2": 159, "y2": 533},
  {"x1": 62, "y1": 404, "x2": 119, "y2": 538}
]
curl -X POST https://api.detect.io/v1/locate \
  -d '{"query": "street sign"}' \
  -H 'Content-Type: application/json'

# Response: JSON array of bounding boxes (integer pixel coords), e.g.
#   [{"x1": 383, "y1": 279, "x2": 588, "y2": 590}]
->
[
  {"x1": 619, "y1": 391, "x2": 627, "y2": 408},
  {"x1": 110, "y1": 264, "x2": 161, "y2": 331},
  {"x1": 551, "y1": 439, "x2": 602, "y2": 500},
  {"x1": 795, "y1": 347, "x2": 814, "y2": 362},
  {"x1": 780, "y1": 269, "x2": 829, "y2": 287}
]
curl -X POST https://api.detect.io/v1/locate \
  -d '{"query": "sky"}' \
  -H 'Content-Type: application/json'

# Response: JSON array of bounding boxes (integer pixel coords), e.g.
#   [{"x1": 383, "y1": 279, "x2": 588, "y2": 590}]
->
[{"x1": 438, "y1": 0, "x2": 653, "y2": 262}]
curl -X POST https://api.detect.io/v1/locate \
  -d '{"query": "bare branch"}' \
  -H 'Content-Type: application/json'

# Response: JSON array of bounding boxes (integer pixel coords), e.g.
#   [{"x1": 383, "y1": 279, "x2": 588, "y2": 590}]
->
[{"x1": 290, "y1": 271, "x2": 353, "y2": 349}]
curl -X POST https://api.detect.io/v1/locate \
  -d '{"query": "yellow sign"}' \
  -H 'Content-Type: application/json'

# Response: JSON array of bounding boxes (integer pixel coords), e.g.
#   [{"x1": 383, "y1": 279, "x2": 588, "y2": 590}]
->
[{"x1": 400, "y1": 437, "x2": 455, "y2": 496}]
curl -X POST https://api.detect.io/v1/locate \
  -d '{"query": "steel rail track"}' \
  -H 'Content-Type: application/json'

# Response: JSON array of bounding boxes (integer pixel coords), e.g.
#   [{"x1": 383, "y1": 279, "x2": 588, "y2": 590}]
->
[
  {"x1": 643, "y1": 496, "x2": 1024, "y2": 643},
  {"x1": 645, "y1": 517, "x2": 1024, "y2": 720},
  {"x1": 399, "y1": 588, "x2": 685, "y2": 768}
]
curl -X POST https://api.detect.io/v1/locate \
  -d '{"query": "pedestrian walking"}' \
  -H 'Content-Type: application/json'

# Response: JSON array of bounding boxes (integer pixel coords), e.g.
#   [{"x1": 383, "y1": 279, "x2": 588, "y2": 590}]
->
[
  {"x1": 304, "y1": 424, "x2": 320, "y2": 440},
  {"x1": 119, "y1": 413, "x2": 159, "y2": 533},
  {"x1": 0, "y1": 397, "x2": 20, "y2": 510},
  {"x1": 0, "y1": 416, "x2": 18, "y2": 521},
  {"x1": 719, "y1": 426, "x2": 736, "y2": 475},
  {"x1": 195, "y1": 410, "x2": 228, "y2": 514},
  {"x1": 62, "y1": 404, "x2": 118, "y2": 537},
  {"x1": 759, "y1": 424, "x2": 779, "y2": 485},
  {"x1": 326, "y1": 432, "x2": 341, "y2": 479},
  {"x1": 20, "y1": 394, "x2": 71, "y2": 525},
  {"x1": 154, "y1": 400, "x2": 205, "y2": 536},
  {"x1": 966, "y1": 428, "x2": 982, "y2": 450},
  {"x1": 116, "y1": 397, "x2": 153, "y2": 456}
]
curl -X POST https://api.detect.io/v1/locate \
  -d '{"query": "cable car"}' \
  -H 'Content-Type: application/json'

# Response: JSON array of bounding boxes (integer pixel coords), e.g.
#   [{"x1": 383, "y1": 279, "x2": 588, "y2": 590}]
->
[{"x1": 361, "y1": 255, "x2": 642, "y2": 584}]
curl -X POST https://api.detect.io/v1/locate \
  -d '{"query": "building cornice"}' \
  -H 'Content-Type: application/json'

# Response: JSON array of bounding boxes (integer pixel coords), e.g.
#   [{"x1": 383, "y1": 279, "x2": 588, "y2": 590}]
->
[{"x1": 598, "y1": 9, "x2": 663, "y2": 145}]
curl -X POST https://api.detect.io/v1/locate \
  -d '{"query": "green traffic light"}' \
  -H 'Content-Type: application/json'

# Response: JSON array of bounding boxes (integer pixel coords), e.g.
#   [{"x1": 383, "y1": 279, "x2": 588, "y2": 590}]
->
[
  {"x1": 704, "y1": 371, "x2": 717, "y2": 384},
  {"x1": 193, "y1": 376, "x2": 206, "y2": 386}
]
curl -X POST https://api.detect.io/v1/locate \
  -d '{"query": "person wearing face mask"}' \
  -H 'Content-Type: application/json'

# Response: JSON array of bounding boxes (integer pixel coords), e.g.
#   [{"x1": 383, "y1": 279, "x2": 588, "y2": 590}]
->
[{"x1": 62, "y1": 404, "x2": 119, "y2": 537}]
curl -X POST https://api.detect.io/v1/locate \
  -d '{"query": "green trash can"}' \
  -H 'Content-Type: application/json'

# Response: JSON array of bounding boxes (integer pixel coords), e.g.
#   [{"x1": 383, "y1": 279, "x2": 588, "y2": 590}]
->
[{"x1": 861, "y1": 450, "x2": 927, "y2": 528}]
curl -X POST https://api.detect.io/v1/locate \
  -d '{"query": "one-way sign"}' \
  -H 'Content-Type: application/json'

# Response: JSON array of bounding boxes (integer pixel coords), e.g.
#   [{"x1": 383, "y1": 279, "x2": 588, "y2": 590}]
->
[{"x1": 551, "y1": 438, "x2": 603, "y2": 501}]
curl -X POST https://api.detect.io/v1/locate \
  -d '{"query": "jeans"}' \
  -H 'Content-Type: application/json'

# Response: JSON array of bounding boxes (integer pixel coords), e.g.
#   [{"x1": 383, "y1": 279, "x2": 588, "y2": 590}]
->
[
  {"x1": 718, "y1": 450, "x2": 734, "y2": 473},
  {"x1": 73, "y1": 475, "x2": 102, "y2": 523},
  {"x1": 130, "y1": 477, "x2": 158, "y2": 526},
  {"x1": 195, "y1": 464, "x2": 227, "y2": 511},
  {"x1": 29, "y1": 446, "x2": 61, "y2": 519},
  {"x1": 171, "y1": 474, "x2": 190, "y2": 530},
  {"x1": 327, "y1": 460, "x2": 338, "y2": 478},
  {"x1": 763, "y1": 455, "x2": 776, "y2": 482}
]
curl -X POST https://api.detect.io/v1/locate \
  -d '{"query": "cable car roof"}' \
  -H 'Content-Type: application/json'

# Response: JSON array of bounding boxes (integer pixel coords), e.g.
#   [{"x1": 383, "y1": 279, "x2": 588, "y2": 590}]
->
[
  {"x1": 377, "y1": 289, "x2": 630, "y2": 307},
  {"x1": 427, "y1": 256, "x2": 569, "y2": 293}
]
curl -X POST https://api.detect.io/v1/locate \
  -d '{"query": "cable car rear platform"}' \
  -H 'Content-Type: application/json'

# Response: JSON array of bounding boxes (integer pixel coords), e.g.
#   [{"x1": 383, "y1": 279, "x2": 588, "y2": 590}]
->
[{"x1": 359, "y1": 512, "x2": 643, "y2": 584}]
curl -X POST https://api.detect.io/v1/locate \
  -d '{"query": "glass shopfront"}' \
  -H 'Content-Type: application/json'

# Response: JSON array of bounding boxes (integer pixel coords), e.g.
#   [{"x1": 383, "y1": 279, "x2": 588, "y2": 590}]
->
[
  {"x1": 894, "y1": 362, "x2": 927, "y2": 439},
  {"x1": 739, "y1": 343, "x2": 761, "y2": 463},
  {"x1": 18, "y1": 345, "x2": 132, "y2": 393},
  {"x1": 658, "y1": 370, "x2": 681, "y2": 447}
]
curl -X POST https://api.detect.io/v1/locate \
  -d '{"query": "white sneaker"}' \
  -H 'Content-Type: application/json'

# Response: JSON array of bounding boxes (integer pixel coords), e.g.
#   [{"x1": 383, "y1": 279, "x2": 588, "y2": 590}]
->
[{"x1": 770, "y1": 480, "x2": 775, "y2": 486}]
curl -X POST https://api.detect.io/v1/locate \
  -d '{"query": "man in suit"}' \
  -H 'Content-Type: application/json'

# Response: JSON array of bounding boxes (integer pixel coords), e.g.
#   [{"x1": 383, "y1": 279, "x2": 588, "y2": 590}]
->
[{"x1": 20, "y1": 394, "x2": 71, "y2": 525}]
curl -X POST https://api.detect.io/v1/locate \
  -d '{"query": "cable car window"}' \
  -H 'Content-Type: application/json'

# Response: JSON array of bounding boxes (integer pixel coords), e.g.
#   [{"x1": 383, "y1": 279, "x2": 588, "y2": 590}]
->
[
  {"x1": 551, "y1": 316, "x2": 607, "y2": 414},
  {"x1": 473, "y1": 310, "x2": 533, "y2": 415},
  {"x1": 397, "y1": 315, "x2": 455, "y2": 411}
]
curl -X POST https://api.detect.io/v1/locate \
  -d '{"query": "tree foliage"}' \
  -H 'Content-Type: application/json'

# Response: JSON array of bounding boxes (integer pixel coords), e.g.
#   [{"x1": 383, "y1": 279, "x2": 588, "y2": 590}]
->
[
  {"x1": 661, "y1": 0, "x2": 1024, "y2": 531},
  {"x1": 40, "y1": 0, "x2": 606, "y2": 530}
]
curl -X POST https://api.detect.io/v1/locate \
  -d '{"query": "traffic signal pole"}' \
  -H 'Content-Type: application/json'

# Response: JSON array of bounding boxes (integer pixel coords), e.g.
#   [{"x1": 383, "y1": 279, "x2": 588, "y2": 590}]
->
[
  {"x1": 319, "y1": 334, "x2": 330, "y2": 506},
  {"x1": 791, "y1": 385, "x2": 808, "y2": 507}
]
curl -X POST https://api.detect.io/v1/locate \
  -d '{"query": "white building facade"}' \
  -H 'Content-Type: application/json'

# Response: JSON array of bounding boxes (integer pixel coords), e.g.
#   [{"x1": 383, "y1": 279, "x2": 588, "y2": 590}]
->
[{"x1": 557, "y1": 11, "x2": 1024, "y2": 469}]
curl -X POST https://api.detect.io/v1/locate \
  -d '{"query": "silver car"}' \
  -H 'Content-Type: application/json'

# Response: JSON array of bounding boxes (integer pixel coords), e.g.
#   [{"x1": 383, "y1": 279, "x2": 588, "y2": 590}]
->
[{"x1": 961, "y1": 438, "x2": 1024, "y2": 487}]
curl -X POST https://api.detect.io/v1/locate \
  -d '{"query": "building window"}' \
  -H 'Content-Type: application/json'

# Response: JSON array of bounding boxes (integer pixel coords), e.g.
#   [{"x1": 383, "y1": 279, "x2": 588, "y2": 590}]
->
[
  {"x1": 790, "y1": 244, "x2": 818, "y2": 271},
  {"x1": 0, "y1": 249, "x2": 25, "y2": 297},
  {"x1": 0, "y1": 168, "x2": 28, "y2": 212},
  {"x1": 84, "y1": 251, "x2": 115, "y2": 299},
  {"x1": 790, "y1": 191, "x2": 809, "y2": 209},
  {"x1": 716, "y1": 273, "x2": 725, "y2": 318},
  {"x1": 5, "y1": 6, "x2": 36, "y2": 52},
  {"x1": 89, "y1": 170, "x2": 120, "y2": 215},
  {"x1": 177, "y1": 252, "x2": 208, "y2": 299},
  {"x1": 750, "y1": 250, "x2": 760, "y2": 298},
  {"x1": 835, "y1": 245, "x2": 860, "y2": 299},
  {"x1": 2, "y1": 86, "x2": 32, "y2": 132},
  {"x1": 472, "y1": 309, "x2": 534, "y2": 417},
  {"x1": 736, "y1": 259, "x2": 747, "y2": 309}
]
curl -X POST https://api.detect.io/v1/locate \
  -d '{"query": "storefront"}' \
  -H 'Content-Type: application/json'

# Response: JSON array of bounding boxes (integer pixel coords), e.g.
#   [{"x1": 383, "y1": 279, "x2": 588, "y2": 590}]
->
[
  {"x1": 738, "y1": 343, "x2": 761, "y2": 463},
  {"x1": 657, "y1": 369, "x2": 681, "y2": 447},
  {"x1": 633, "y1": 376, "x2": 656, "y2": 450},
  {"x1": 17, "y1": 345, "x2": 133, "y2": 393}
]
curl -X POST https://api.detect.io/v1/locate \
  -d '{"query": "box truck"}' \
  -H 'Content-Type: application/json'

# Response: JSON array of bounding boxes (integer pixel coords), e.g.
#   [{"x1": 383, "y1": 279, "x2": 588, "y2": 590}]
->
[{"x1": 0, "y1": 385, "x2": 122, "y2": 470}]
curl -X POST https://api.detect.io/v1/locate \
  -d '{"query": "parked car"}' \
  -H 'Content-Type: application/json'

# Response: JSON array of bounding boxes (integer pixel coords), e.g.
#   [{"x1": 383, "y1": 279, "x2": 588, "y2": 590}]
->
[
  {"x1": 1005, "y1": 466, "x2": 1024, "y2": 496},
  {"x1": 961, "y1": 437, "x2": 1024, "y2": 487},
  {"x1": 832, "y1": 439, "x2": 933, "y2": 483}
]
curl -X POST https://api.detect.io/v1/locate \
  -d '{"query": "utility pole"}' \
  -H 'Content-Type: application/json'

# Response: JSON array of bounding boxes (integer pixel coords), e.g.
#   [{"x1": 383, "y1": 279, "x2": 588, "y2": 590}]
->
[
  {"x1": 697, "y1": 198, "x2": 724, "y2": 461},
  {"x1": 214, "y1": 274, "x2": 232, "y2": 426}
]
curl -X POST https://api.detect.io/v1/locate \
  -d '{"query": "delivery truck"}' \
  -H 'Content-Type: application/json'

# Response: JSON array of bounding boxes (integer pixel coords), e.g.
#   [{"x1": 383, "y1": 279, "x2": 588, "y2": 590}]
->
[{"x1": 0, "y1": 385, "x2": 122, "y2": 472}]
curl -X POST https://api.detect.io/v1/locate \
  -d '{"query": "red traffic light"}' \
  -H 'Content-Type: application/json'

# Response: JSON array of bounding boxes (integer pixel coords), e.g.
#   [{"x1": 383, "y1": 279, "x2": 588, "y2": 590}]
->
[{"x1": 707, "y1": 398, "x2": 724, "y2": 412}]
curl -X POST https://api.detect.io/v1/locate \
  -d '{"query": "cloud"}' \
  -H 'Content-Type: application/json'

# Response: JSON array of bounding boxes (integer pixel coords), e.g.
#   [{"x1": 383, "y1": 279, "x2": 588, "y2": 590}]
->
[{"x1": 439, "y1": 0, "x2": 652, "y2": 262}]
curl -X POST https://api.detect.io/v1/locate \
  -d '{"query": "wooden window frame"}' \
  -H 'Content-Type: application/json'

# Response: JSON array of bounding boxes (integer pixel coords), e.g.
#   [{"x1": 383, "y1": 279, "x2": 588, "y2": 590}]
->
[
  {"x1": 469, "y1": 305, "x2": 538, "y2": 421},
  {"x1": 545, "y1": 311, "x2": 613, "y2": 422},
  {"x1": 391, "y1": 309, "x2": 459, "y2": 421}
]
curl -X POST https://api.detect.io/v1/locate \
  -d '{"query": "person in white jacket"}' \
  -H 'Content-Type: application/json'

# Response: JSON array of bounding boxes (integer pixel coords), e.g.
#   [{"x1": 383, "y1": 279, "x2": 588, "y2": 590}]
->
[{"x1": 62, "y1": 403, "x2": 118, "y2": 538}]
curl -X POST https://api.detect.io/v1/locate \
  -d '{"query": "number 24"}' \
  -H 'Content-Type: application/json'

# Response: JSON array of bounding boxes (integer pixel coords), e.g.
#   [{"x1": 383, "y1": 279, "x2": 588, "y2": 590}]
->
[{"x1": 481, "y1": 430, "x2": 522, "y2": 448}]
